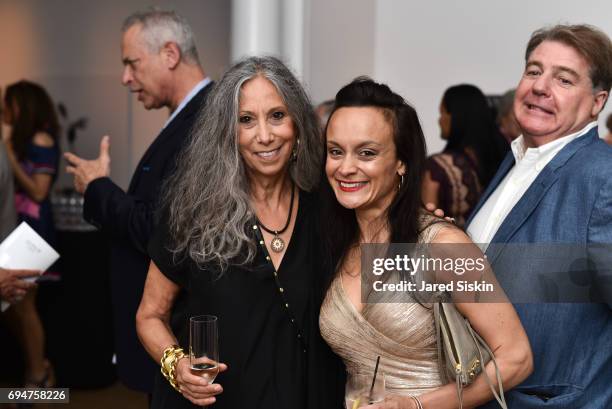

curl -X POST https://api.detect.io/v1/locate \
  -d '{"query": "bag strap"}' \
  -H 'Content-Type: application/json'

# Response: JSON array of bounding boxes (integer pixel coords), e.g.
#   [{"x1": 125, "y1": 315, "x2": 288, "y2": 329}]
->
[
  {"x1": 468, "y1": 325, "x2": 508, "y2": 409},
  {"x1": 435, "y1": 303, "x2": 465, "y2": 408},
  {"x1": 254, "y1": 226, "x2": 308, "y2": 353},
  {"x1": 456, "y1": 376, "x2": 465, "y2": 409},
  {"x1": 433, "y1": 303, "x2": 448, "y2": 384}
]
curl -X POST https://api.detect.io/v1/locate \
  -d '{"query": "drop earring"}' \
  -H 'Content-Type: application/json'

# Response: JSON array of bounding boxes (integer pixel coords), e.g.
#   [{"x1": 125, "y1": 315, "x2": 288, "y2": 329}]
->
[{"x1": 292, "y1": 138, "x2": 300, "y2": 161}]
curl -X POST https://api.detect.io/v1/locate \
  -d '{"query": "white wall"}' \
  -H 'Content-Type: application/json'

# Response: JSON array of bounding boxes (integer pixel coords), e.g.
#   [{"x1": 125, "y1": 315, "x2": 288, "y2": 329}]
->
[
  {"x1": 305, "y1": 0, "x2": 376, "y2": 104},
  {"x1": 2, "y1": 0, "x2": 611, "y2": 188},
  {"x1": 374, "y1": 0, "x2": 612, "y2": 154},
  {"x1": 0, "y1": 0, "x2": 230, "y2": 189}
]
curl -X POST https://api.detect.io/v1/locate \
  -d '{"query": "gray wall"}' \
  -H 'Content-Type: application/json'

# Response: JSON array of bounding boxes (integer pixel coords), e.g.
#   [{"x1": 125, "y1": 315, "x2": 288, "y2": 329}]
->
[
  {"x1": 0, "y1": 0, "x2": 231, "y2": 189},
  {"x1": 305, "y1": 0, "x2": 376, "y2": 104},
  {"x1": 374, "y1": 0, "x2": 612, "y2": 154},
  {"x1": 303, "y1": 0, "x2": 612, "y2": 153},
  {"x1": 3, "y1": 0, "x2": 611, "y2": 185}
]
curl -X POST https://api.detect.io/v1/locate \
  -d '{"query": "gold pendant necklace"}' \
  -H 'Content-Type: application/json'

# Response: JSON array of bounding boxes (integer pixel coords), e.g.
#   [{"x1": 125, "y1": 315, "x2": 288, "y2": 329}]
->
[
  {"x1": 270, "y1": 235, "x2": 286, "y2": 253},
  {"x1": 257, "y1": 182, "x2": 295, "y2": 253}
]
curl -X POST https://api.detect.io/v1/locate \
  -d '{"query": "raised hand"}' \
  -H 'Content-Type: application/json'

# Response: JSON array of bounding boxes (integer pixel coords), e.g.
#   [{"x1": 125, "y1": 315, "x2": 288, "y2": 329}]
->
[{"x1": 65, "y1": 135, "x2": 111, "y2": 193}]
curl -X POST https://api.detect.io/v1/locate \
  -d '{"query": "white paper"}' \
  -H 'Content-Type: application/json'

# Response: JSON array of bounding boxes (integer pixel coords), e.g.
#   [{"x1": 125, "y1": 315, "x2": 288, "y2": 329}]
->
[{"x1": 0, "y1": 222, "x2": 60, "y2": 311}]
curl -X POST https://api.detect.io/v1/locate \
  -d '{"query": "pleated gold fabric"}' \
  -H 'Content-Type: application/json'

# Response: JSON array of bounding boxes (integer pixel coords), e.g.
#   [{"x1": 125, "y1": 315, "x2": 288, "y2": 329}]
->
[{"x1": 319, "y1": 218, "x2": 446, "y2": 397}]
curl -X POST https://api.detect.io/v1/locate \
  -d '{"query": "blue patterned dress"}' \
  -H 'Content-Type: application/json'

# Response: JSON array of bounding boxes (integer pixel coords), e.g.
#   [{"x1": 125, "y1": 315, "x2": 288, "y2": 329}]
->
[{"x1": 14, "y1": 143, "x2": 60, "y2": 278}]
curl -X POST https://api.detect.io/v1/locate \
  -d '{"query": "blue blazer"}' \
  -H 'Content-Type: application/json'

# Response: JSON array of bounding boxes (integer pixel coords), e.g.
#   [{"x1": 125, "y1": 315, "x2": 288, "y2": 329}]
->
[{"x1": 467, "y1": 127, "x2": 612, "y2": 409}]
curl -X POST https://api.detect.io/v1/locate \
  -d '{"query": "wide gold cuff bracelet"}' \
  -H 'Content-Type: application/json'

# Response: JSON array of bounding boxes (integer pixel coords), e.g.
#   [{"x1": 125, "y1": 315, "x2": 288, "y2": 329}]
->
[{"x1": 160, "y1": 344, "x2": 186, "y2": 392}]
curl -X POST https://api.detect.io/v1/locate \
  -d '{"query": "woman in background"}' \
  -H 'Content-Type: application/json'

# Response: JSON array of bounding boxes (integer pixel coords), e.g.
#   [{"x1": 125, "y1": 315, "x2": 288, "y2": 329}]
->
[
  {"x1": 2, "y1": 80, "x2": 60, "y2": 388},
  {"x1": 422, "y1": 84, "x2": 508, "y2": 226}
]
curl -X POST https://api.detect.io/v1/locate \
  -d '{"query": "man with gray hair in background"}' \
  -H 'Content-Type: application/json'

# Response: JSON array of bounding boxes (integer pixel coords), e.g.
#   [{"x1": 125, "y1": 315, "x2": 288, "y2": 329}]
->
[
  {"x1": 64, "y1": 9, "x2": 213, "y2": 394},
  {"x1": 496, "y1": 89, "x2": 521, "y2": 143}
]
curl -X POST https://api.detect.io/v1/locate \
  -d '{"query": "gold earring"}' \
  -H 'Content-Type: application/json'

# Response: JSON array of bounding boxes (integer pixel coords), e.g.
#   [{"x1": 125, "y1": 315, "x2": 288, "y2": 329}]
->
[{"x1": 292, "y1": 138, "x2": 300, "y2": 161}]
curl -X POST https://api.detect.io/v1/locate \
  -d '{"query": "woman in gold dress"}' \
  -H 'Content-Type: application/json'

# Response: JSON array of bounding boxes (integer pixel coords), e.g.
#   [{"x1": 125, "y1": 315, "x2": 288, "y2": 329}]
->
[{"x1": 319, "y1": 78, "x2": 533, "y2": 408}]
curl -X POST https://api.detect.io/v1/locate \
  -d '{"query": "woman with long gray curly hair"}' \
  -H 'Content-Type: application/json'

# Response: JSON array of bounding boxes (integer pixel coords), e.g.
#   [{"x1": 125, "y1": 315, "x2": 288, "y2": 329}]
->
[{"x1": 136, "y1": 56, "x2": 345, "y2": 409}]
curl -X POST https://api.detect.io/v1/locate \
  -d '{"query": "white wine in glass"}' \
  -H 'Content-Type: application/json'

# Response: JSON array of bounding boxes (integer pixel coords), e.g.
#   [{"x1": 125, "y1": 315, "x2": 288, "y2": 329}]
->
[
  {"x1": 189, "y1": 315, "x2": 219, "y2": 383},
  {"x1": 190, "y1": 360, "x2": 219, "y2": 383}
]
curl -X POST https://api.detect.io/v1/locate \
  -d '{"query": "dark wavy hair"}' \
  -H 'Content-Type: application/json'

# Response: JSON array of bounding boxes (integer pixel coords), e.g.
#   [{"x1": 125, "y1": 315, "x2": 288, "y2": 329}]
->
[
  {"x1": 320, "y1": 77, "x2": 427, "y2": 277},
  {"x1": 442, "y1": 84, "x2": 507, "y2": 187},
  {"x1": 4, "y1": 81, "x2": 59, "y2": 161}
]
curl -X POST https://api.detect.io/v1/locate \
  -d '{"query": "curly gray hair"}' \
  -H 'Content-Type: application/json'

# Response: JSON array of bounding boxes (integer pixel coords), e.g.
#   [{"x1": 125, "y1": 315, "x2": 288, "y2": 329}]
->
[{"x1": 163, "y1": 56, "x2": 321, "y2": 272}]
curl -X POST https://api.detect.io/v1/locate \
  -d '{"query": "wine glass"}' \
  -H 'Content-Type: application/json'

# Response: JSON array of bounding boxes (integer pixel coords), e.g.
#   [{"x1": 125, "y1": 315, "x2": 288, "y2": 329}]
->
[
  {"x1": 345, "y1": 372, "x2": 385, "y2": 408},
  {"x1": 189, "y1": 315, "x2": 219, "y2": 384}
]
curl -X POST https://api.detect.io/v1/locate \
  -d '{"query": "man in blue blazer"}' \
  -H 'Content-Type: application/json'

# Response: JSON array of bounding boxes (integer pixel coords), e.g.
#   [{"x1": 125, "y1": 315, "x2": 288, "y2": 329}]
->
[
  {"x1": 65, "y1": 10, "x2": 213, "y2": 395},
  {"x1": 467, "y1": 24, "x2": 612, "y2": 408}
]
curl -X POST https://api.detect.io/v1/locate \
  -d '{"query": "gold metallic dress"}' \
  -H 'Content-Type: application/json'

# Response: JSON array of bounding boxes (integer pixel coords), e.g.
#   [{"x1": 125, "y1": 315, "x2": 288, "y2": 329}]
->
[{"x1": 319, "y1": 220, "x2": 445, "y2": 397}]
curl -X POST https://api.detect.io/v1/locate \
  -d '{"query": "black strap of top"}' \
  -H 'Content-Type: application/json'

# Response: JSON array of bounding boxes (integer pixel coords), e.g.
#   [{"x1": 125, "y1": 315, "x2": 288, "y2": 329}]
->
[{"x1": 252, "y1": 224, "x2": 308, "y2": 354}]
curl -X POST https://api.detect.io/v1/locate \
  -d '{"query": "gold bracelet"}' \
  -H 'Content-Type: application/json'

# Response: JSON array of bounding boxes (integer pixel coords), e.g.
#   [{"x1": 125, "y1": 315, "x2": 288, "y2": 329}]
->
[{"x1": 160, "y1": 344, "x2": 186, "y2": 392}]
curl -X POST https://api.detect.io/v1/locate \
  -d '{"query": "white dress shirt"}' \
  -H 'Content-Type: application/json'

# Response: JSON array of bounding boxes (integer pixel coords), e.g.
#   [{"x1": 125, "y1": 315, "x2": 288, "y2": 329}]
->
[
  {"x1": 162, "y1": 77, "x2": 212, "y2": 129},
  {"x1": 467, "y1": 121, "x2": 598, "y2": 247}
]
